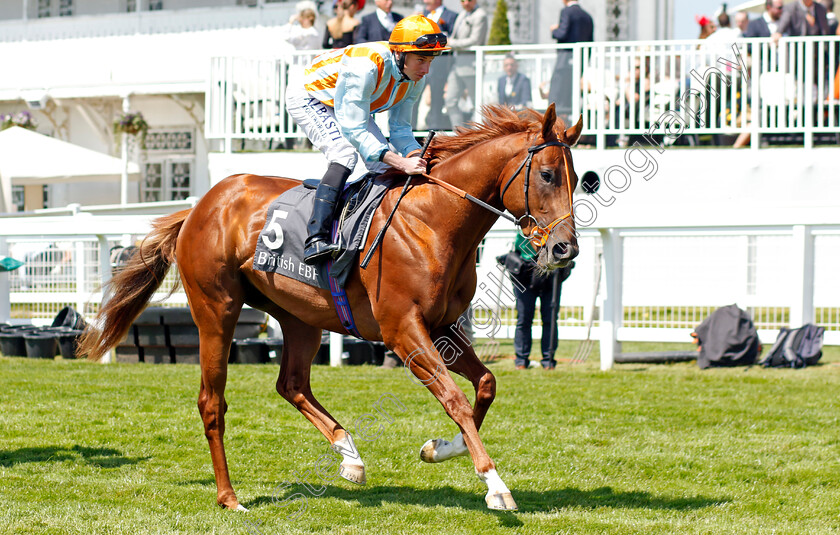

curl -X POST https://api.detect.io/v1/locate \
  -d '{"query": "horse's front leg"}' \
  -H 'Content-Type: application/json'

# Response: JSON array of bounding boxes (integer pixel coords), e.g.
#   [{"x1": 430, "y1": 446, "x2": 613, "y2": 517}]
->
[
  {"x1": 419, "y1": 322, "x2": 495, "y2": 465},
  {"x1": 388, "y1": 318, "x2": 516, "y2": 511}
]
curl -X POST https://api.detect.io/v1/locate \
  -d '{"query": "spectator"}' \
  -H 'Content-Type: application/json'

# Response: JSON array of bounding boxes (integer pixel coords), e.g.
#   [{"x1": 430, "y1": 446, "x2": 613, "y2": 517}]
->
[
  {"x1": 823, "y1": 0, "x2": 839, "y2": 35},
  {"x1": 735, "y1": 11, "x2": 750, "y2": 36},
  {"x1": 497, "y1": 54, "x2": 532, "y2": 110},
  {"x1": 323, "y1": 0, "x2": 363, "y2": 49},
  {"x1": 772, "y1": 0, "x2": 829, "y2": 43},
  {"x1": 445, "y1": 0, "x2": 489, "y2": 129},
  {"x1": 707, "y1": 8, "x2": 742, "y2": 42},
  {"x1": 696, "y1": 14, "x2": 717, "y2": 39},
  {"x1": 505, "y1": 234, "x2": 573, "y2": 371},
  {"x1": 624, "y1": 57, "x2": 651, "y2": 120},
  {"x1": 279, "y1": 1, "x2": 322, "y2": 149},
  {"x1": 549, "y1": 0, "x2": 594, "y2": 120},
  {"x1": 356, "y1": 0, "x2": 403, "y2": 43},
  {"x1": 744, "y1": 0, "x2": 784, "y2": 38},
  {"x1": 279, "y1": 1, "x2": 321, "y2": 52},
  {"x1": 422, "y1": 0, "x2": 458, "y2": 130}
]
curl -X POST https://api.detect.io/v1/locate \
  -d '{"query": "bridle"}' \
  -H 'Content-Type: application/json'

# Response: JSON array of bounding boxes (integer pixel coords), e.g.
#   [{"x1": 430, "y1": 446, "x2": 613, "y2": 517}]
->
[
  {"x1": 362, "y1": 135, "x2": 574, "y2": 269},
  {"x1": 414, "y1": 138, "x2": 574, "y2": 249},
  {"x1": 500, "y1": 138, "x2": 574, "y2": 249}
]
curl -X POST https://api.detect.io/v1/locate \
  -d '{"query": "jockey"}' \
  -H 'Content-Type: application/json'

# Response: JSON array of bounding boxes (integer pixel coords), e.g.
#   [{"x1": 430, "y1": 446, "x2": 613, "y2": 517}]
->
[{"x1": 286, "y1": 14, "x2": 450, "y2": 265}]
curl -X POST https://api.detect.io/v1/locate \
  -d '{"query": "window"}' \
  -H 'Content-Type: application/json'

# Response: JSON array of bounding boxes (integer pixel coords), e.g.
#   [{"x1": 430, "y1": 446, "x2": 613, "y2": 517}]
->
[
  {"x1": 126, "y1": 0, "x2": 163, "y2": 12},
  {"x1": 58, "y1": 0, "x2": 72, "y2": 16},
  {"x1": 142, "y1": 159, "x2": 192, "y2": 202},
  {"x1": 37, "y1": 0, "x2": 73, "y2": 17},
  {"x1": 141, "y1": 160, "x2": 192, "y2": 202},
  {"x1": 37, "y1": 0, "x2": 51, "y2": 17},
  {"x1": 140, "y1": 128, "x2": 194, "y2": 203},
  {"x1": 12, "y1": 186, "x2": 24, "y2": 212}
]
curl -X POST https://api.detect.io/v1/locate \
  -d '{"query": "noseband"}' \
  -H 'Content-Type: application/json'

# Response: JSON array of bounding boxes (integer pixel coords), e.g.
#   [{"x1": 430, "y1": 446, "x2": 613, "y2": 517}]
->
[{"x1": 500, "y1": 138, "x2": 574, "y2": 249}]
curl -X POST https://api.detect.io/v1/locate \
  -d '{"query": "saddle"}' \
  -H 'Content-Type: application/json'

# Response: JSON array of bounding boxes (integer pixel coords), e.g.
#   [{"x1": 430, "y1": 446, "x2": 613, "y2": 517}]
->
[{"x1": 253, "y1": 173, "x2": 390, "y2": 290}]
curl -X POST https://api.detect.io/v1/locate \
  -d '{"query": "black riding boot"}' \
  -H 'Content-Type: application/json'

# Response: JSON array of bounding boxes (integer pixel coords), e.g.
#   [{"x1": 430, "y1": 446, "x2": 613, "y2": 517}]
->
[{"x1": 303, "y1": 162, "x2": 352, "y2": 265}]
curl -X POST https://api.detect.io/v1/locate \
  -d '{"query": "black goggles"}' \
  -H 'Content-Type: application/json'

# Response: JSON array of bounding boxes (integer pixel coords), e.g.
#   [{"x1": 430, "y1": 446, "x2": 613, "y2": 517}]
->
[{"x1": 390, "y1": 33, "x2": 448, "y2": 49}]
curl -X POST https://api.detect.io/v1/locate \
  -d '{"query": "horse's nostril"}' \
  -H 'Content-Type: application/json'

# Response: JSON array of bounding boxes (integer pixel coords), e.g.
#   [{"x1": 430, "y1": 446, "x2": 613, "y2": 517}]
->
[{"x1": 553, "y1": 242, "x2": 569, "y2": 258}]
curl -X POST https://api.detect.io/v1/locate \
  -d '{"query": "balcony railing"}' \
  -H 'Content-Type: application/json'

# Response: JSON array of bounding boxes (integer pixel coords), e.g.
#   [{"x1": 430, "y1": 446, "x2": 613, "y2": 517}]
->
[{"x1": 206, "y1": 36, "x2": 840, "y2": 151}]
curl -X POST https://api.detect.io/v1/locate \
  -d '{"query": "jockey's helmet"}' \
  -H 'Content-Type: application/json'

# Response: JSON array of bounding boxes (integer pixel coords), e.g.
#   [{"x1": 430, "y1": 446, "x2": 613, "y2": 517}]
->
[{"x1": 388, "y1": 15, "x2": 450, "y2": 57}]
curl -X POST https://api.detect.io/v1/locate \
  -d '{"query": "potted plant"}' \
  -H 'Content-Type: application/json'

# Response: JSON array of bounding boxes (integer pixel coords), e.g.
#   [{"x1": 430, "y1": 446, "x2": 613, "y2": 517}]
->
[
  {"x1": 0, "y1": 110, "x2": 38, "y2": 131},
  {"x1": 113, "y1": 111, "x2": 149, "y2": 148}
]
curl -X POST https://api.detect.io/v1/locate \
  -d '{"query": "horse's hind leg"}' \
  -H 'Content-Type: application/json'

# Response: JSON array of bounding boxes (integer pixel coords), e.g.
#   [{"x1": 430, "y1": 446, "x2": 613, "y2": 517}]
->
[
  {"x1": 187, "y1": 283, "x2": 245, "y2": 509},
  {"x1": 419, "y1": 322, "x2": 495, "y2": 464},
  {"x1": 273, "y1": 310, "x2": 366, "y2": 484}
]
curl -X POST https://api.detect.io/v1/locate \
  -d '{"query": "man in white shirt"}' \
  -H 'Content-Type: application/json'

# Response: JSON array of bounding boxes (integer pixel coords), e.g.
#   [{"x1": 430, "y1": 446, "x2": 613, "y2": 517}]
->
[{"x1": 356, "y1": 0, "x2": 404, "y2": 42}]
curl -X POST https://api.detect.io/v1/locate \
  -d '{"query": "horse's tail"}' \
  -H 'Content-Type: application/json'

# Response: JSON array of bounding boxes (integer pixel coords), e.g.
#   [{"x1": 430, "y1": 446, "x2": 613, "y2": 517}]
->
[{"x1": 78, "y1": 209, "x2": 190, "y2": 361}]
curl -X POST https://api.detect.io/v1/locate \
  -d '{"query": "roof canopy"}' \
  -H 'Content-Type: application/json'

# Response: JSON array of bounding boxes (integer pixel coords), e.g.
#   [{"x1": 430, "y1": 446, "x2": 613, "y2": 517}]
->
[{"x1": 0, "y1": 127, "x2": 140, "y2": 212}]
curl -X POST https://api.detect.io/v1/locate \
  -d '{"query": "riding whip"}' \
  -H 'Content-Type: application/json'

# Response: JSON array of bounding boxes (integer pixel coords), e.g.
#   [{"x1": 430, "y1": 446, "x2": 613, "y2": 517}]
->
[{"x1": 360, "y1": 131, "x2": 436, "y2": 269}]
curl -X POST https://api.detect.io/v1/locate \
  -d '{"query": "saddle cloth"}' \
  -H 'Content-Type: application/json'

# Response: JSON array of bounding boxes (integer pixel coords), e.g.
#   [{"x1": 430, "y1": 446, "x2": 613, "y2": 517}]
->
[{"x1": 253, "y1": 176, "x2": 390, "y2": 289}]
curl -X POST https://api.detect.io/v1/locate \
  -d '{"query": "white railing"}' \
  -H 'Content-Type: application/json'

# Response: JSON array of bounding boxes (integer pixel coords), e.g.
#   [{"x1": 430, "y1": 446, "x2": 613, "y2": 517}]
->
[
  {"x1": 1, "y1": 202, "x2": 836, "y2": 368},
  {"x1": 0, "y1": 201, "x2": 195, "y2": 325},
  {"x1": 0, "y1": 3, "x2": 296, "y2": 42},
  {"x1": 478, "y1": 223, "x2": 839, "y2": 369},
  {"x1": 207, "y1": 36, "x2": 840, "y2": 150}
]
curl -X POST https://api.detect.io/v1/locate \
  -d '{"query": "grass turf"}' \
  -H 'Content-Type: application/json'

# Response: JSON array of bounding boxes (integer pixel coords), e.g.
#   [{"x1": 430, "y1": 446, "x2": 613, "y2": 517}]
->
[{"x1": 2, "y1": 342, "x2": 840, "y2": 534}]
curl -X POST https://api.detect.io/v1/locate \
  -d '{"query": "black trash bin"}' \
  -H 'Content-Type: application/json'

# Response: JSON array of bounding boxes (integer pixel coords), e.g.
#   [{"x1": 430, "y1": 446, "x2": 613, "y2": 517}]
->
[
  {"x1": 52, "y1": 307, "x2": 86, "y2": 330},
  {"x1": 0, "y1": 330, "x2": 27, "y2": 356},
  {"x1": 233, "y1": 339, "x2": 268, "y2": 364},
  {"x1": 58, "y1": 329, "x2": 84, "y2": 359},
  {"x1": 264, "y1": 338, "x2": 284, "y2": 365},
  {"x1": 24, "y1": 332, "x2": 58, "y2": 359}
]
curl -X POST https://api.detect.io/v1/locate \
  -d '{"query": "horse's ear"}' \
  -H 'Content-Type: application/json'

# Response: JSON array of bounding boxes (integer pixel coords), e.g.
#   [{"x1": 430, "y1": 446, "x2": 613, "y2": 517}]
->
[
  {"x1": 541, "y1": 103, "x2": 557, "y2": 141},
  {"x1": 564, "y1": 115, "x2": 584, "y2": 146}
]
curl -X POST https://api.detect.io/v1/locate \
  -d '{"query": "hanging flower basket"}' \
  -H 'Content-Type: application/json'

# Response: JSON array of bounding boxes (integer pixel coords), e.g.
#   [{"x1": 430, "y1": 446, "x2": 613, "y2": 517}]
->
[
  {"x1": 0, "y1": 111, "x2": 37, "y2": 131},
  {"x1": 113, "y1": 111, "x2": 149, "y2": 149}
]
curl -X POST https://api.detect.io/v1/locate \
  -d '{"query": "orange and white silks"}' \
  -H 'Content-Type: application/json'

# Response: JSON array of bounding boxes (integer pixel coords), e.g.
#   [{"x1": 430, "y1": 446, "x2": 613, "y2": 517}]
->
[{"x1": 303, "y1": 41, "x2": 424, "y2": 164}]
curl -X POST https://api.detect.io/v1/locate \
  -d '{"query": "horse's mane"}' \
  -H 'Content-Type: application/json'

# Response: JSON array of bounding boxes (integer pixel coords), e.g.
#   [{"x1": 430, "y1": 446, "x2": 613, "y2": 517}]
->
[{"x1": 426, "y1": 105, "x2": 567, "y2": 164}]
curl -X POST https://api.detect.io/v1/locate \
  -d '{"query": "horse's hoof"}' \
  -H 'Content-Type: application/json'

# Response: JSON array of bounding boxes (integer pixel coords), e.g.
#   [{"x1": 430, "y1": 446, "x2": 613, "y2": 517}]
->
[
  {"x1": 234, "y1": 504, "x2": 249, "y2": 512},
  {"x1": 420, "y1": 435, "x2": 468, "y2": 463},
  {"x1": 420, "y1": 438, "x2": 440, "y2": 463},
  {"x1": 339, "y1": 463, "x2": 366, "y2": 485},
  {"x1": 485, "y1": 491, "x2": 518, "y2": 511}
]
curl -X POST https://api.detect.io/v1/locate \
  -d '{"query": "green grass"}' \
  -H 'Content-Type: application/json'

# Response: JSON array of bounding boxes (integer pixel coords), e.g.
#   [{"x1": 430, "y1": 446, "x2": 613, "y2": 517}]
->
[{"x1": 2, "y1": 344, "x2": 840, "y2": 535}]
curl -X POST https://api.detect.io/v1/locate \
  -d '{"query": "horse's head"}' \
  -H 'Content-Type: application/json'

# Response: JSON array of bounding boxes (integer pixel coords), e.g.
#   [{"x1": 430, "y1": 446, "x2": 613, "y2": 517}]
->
[{"x1": 500, "y1": 104, "x2": 582, "y2": 271}]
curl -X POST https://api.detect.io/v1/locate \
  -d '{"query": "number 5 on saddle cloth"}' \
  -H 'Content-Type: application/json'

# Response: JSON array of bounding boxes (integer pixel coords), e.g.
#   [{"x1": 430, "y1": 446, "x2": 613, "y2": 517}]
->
[{"x1": 253, "y1": 174, "x2": 389, "y2": 290}]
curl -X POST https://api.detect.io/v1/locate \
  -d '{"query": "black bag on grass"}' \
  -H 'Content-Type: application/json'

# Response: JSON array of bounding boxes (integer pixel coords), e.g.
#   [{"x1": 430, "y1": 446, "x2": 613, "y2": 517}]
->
[
  {"x1": 694, "y1": 305, "x2": 760, "y2": 369},
  {"x1": 759, "y1": 324, "x2": 824, "y2": 369}
]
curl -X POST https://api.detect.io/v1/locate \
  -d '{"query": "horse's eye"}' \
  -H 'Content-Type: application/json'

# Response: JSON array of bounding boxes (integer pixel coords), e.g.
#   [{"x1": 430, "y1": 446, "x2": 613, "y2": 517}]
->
[{"x1": 540, "y1": 171, "x2": 553, "y2": 183}]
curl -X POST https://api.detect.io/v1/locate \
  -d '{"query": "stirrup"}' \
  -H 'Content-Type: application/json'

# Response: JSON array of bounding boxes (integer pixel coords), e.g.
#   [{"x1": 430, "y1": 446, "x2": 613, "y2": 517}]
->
[{"x1": 303, "y1": 238, "x2": 340, "y2": 265}]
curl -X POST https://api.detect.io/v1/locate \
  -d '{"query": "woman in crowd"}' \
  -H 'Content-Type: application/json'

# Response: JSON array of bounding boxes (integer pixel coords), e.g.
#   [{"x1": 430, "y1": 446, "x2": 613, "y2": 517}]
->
[
  {"x1": 279, "y1": 1, "x2": 321, "y2": 52},
  {"x1": 323, "y1": 0, "x2": 363, "y2": 49}
]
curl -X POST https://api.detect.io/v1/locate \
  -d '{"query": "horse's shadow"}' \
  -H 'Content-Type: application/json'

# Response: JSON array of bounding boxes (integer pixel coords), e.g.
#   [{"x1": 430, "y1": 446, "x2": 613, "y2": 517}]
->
[
  {"x1": 0, "y1": 445, "x2": 148, "y2": 468},
  {"x1": 244, "y1": 483, "x2": 727, "y2": 519}
]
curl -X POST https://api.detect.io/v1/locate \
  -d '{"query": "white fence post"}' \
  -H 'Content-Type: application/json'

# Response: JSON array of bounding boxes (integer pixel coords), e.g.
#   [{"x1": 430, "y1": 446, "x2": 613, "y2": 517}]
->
[
  {"x1": 97, "y1": 235, "x2": 112, "y2": 290},
  {"x1": 790, "y1": 225, "x2": 815, "y2": 327},
  {"x1": 599, "y1": 228, "x2": 622, "y2": 370},
  {"x1": 0, "y1": 237, "x2": 10, "y2": 323},
  {"x1": 329, "y1": 331, "x2": 343, "y2": 367},
  {"x1": 74, "y1": 240, "x2": 86, "y2": 314}
]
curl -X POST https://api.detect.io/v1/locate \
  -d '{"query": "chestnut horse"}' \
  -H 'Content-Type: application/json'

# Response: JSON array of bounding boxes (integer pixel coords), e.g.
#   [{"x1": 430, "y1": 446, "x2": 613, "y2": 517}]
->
[{"x1": 79, "y1": 104, "x2": 581, "y2": 512}]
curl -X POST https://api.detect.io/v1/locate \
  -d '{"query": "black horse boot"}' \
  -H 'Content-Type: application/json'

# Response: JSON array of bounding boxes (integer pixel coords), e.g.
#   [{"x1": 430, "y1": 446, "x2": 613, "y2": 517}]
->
[{"x1": 303, "y1": 162, "x2": 353, "y2": 265}]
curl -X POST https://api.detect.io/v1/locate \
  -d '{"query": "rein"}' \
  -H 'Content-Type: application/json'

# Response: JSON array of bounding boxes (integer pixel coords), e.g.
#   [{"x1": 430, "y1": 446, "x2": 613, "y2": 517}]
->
[
  {"x1": 420, "y1": 173, "x2": 517, "y2": 224},
  {"x1": 424, "y1": 138, "x2": 574, "y2": 249}
]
